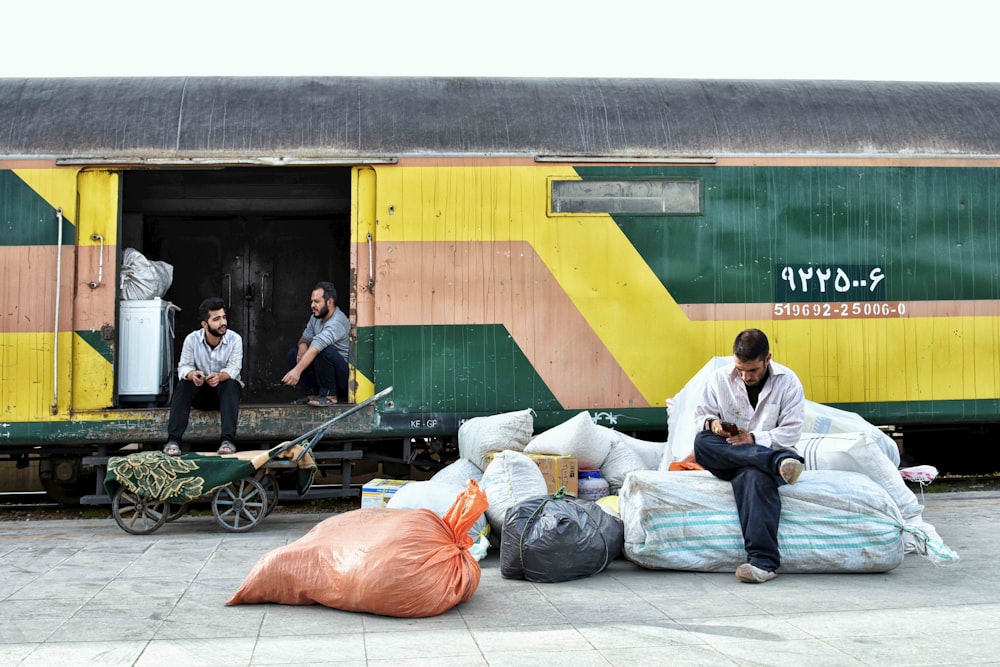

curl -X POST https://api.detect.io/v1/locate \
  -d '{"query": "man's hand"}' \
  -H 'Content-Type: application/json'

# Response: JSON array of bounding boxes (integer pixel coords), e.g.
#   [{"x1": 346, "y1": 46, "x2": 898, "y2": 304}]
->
[
  {"x1": 189, "y1": 370, "x2": 206, "y2": 387},
  {"x1": 281, "y1": 369, "x2": 301, "y2": 387},
  {"x1": 711, "y1": 419, "x2": 753, "y2": 445},
  {"x1": 205, "y1": 372, "x2": 222, "y2": 387}
]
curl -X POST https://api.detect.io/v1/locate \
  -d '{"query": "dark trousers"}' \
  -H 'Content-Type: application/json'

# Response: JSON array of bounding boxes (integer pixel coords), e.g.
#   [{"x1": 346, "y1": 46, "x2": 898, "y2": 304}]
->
[
  {"x1": 693, "y1": 429, "x2": 804, "y2": 572},
  {"x1": 167, "y1": 379, "x2": 241, "y2": 444},
  {"x1": 287, "y1": 346, "x2": 348, "y2": 400}
]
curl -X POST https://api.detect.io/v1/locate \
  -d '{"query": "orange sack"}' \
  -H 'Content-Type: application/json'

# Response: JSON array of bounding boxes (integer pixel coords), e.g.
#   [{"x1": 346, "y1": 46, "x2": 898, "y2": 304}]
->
[{"x1": 227, "y1": 478, "x2": 489, "y2": 617}]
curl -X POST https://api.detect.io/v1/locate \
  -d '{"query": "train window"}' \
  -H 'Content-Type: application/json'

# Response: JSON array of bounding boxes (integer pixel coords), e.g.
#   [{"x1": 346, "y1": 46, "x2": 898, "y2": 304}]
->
[{"x1": 550, "y1": 179, "x2": 701, "y2": 215}]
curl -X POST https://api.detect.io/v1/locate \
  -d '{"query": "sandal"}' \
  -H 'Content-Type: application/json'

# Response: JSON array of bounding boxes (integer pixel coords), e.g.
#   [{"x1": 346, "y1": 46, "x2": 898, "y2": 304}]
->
[
  {"x1": 307, "y1": 395, "x2": 338, "y2": 407},
  {"x1": 290, "y1": 395, "x2": 316, "y2": 405},
  {"x1": 217, "y1": 441, "x2": 237, "y2": 455},
  {"x1": 163, "y1": 441, "x2": 182, "y2": 457}
]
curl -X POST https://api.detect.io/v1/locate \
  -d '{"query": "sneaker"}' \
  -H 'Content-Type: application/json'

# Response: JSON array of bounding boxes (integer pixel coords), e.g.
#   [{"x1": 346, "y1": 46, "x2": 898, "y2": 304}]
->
[
  {"x1": 779, "y1": 458, "x2": 804, "y2": 485},
  {"x1": 736, "y1": 563, "x2": 777, "y2": 583},
  {"x1": 163, "y1": 441, "x2": 181, "y2": 457}
]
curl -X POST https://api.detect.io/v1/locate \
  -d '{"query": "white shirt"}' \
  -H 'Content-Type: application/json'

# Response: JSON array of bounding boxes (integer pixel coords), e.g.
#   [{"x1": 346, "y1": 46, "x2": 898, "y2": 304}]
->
[
  {"x1": 177, "y1": 328, "x2": 244, "y2": 388},
  {"x1": 693, "y1": 359, "x2": 804, "y2": 450}
]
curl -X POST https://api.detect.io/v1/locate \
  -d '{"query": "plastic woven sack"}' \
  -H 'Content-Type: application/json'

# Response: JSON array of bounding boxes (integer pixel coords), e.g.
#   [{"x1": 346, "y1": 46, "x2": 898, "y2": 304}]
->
[{"x1": 227, "y1": 479, "x2": 489, "y2": 617}]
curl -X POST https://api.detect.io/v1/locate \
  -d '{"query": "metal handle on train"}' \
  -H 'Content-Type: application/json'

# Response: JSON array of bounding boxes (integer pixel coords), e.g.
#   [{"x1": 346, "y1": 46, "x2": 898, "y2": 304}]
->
[
  {"x1": 261, "y1": 272, "x2": 271, "y2": 311},
  {"x1": 89, "y1": 233, "x2": 104, "y2": 289},
  {"x1": 367, "y1": 233, "x2": 375, "y2": 290}
]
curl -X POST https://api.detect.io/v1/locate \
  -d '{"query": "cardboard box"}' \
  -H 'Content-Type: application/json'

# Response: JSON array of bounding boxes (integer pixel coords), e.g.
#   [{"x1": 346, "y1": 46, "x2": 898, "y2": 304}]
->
[
  {"x1": 484, "y1": 453, "x2": 578, "y2": 497},
  {"x1": 361, "y1": 478, "x2": 413, "y2": 508}
]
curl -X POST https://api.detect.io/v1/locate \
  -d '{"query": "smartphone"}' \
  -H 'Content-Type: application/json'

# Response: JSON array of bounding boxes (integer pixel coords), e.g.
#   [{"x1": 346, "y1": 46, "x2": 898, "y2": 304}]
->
[{"x1": 720, "y1": 421, "x2": 739, "y2": 436}]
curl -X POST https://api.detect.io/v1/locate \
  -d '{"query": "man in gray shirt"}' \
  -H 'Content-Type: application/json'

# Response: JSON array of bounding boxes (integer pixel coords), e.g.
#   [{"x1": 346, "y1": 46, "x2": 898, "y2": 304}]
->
[{"x1": 281, "y1": 281, "x2": 350, "y2": 406}]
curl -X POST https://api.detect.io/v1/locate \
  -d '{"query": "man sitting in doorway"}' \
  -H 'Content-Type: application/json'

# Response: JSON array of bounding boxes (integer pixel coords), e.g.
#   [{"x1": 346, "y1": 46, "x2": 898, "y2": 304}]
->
[
  {"x1": 164, "y1": 297, "x2": 244, "y2": 455},
  {"x1": 281, "y1": 281, "x2": 350, "y2": 406}
]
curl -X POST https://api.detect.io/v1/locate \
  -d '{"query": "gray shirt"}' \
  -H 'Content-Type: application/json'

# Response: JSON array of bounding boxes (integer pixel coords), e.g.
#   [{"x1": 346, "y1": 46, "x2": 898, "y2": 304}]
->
[{"x1": 302, "y1": 307, "x2": 349, "y2": 361}]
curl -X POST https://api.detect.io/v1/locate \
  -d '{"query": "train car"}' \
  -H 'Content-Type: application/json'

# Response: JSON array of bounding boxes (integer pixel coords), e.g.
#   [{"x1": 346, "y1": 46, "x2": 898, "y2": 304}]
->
[{"x1": 2, "y1": 77, "x2": 999, "y2": 501}]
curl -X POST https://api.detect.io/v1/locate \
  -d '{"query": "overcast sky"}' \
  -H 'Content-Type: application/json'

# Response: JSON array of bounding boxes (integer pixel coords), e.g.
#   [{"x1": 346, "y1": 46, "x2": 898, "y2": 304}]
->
[{"x1": 3, "y1": 0, "x2": 998, "y2": 82}]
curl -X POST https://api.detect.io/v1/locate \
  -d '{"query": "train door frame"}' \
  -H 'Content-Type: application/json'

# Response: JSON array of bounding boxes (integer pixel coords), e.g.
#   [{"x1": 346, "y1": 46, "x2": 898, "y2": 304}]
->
[{"x1": 351, "y1": 165, "x2": 378, "y2": 400}]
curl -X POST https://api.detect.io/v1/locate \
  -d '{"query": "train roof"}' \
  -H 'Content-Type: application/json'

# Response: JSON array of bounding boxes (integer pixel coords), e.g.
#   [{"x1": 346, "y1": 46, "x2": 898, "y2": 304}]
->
[{"x1": 2, "y1": 77, "x2": 1000, "y2": 162}]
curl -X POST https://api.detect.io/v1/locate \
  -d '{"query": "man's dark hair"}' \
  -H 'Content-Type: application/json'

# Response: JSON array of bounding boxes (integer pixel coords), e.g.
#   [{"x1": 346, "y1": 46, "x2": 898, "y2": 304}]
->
[
  {"x1": 733, "y1": 328, "x2": 769, "y2": 362},
  {"x1": 314, "y1": 281, "x2": 337, "y2": 303},
  {"x1": 198, "y1": 297, "x2": 226, "y2": 323}
]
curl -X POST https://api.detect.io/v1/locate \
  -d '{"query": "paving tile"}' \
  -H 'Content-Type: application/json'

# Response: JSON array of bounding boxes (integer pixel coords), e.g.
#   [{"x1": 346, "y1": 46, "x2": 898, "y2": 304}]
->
[
  {"x1": 134, "y1": 637, "x2": 256, "y2": 667},
  {"x1": 17, "y1": 640, "x2": 147, "y2": 667}
]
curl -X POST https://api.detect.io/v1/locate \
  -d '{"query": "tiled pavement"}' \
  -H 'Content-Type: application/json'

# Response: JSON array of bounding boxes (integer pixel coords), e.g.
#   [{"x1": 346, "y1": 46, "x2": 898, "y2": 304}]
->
[{"x1": 0, "y1": 490, "x2": 996, "y2": 666}]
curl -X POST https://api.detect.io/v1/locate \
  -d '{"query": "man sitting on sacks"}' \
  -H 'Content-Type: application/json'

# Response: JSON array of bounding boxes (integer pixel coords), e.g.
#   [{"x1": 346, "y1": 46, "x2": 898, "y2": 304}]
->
[{"x1": 693, "y1": 328, "x2": 806, "y2": 584}]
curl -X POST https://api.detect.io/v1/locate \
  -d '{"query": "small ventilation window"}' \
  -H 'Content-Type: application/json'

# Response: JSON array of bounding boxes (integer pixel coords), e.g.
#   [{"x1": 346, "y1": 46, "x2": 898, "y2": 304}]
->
[{"x1": 550, "y1": 179, "x2": 701, "y2": 215}]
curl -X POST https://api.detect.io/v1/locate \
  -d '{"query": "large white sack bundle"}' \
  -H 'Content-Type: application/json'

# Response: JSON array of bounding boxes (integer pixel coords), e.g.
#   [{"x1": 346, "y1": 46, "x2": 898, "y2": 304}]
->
[
  {"x1": 524, "y1": 411, "x2": 613, "y2": 470},
  {"x1": 458, "y1": 409, "x2": 534, "y2": 470},
  {"x1": 431, "y1": 458, "x2": 484, "y2": 486},
  {"x1": 798, "y1": 432, "x2": 921, "y2": 520},
  {"x1": 480, "y1": 450, "x2": 548, "y2": 535},
  {"x1": 386, "y1": 480, "x2": 490, "y2": 561},
  {"x1": 621, "y1": 469, "x2": 958, "y2": 573},
  {"x1": 801, "y1": 403, "x2": 900, "y2": 466}
]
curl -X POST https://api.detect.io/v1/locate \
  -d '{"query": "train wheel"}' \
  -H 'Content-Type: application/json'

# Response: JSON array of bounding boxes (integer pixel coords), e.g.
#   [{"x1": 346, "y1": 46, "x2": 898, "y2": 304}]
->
[
  {"x1": 258, "y1": 473, "x2": 280, "y2": 517},
  {"x1": 212, "y1": 476, "x2": 267, "y2": 532},
  {"x1": 112, "y1": 487, "x2": 168, "y2": 535}
]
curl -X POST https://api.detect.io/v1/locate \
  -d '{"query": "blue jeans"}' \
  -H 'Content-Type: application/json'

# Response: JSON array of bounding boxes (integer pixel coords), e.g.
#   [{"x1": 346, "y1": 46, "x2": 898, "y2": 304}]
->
[
  {"x1": 167, "y1": 378, "x2": 241, "y2": 444},
  {"x1": 693, "y1": 429, "x2": 803, "y2": 572},
  {"x1": 287, "y1": 346, "x2": 348, "y2": 400}
]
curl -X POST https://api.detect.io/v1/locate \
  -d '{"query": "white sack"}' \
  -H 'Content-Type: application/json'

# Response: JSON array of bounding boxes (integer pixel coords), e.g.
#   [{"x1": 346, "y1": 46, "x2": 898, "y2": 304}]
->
[
  {"x1": 612, "y1": 430, "x2": 666, "y2": 470},
  {"x1": 524, "y1": 411, "x2": 613, "y2": 470},
  {"x1": 802, "y1": 403, "x2": 900, "y2": 466},
  {"x1": 480, "y1": 450, "x2": 548, "y2": 535},
  {"x1": 662, "y1": 356, "x2": 732, "y2": 468},
  {"x1": 798, "y1": 432, "x2": 921, "y2": 520},
  {"x1": 620, "y1": 469, "x2": 956, "y2": 572},
  {"x1": 599, "y1": 437, "x2": 648, "y2": 494},
  {"x1": 386, "y1": 480, "x2": 490, "y2": 561},
  {"x1": 431, "y1": 458, "x2": 484, "y2": 486},
  {"x1": 120, "y1": 248, "x2": 174, "y2": 300},
  {"x1": 458, "y1": 409, "x2": 534, "y2": 470}
]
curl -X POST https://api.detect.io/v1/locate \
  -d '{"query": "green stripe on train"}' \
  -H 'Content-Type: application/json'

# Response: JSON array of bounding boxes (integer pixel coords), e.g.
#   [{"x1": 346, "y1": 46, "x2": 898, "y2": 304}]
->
[
  {"x1": 0, "y1": 171, "x2": 76, "y2": 246},
  {"x1": 576, "y1": 165, "x2": 1000, "y2": 304},
  {"x1": 370, "y1": 324, "x2": 561, "y2": 413}
]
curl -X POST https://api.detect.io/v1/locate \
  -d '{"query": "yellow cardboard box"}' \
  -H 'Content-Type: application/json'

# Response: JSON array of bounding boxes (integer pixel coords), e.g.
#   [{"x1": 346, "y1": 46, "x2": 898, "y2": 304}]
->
[
  {"x1": 361, "y1": 478, "x2": 413, "y2": 508},
  {"x1": 484, "y1": 453, "x2": 578, "y2": 496}
]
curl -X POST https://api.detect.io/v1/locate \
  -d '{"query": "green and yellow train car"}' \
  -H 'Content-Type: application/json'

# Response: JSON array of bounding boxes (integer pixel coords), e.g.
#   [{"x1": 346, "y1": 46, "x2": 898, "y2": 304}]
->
[{"x1": 2, "y1": 77, "x2": 998, "y2": 499}]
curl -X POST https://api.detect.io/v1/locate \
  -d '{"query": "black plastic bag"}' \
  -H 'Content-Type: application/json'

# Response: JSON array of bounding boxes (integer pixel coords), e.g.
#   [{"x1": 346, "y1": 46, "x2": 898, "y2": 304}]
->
[{"x1": 500, "y1": 490, "x2": 624, "y2": 583}]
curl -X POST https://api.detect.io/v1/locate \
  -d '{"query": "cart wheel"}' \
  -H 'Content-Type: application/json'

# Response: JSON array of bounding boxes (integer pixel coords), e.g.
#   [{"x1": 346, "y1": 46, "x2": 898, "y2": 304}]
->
[
  {"x1": 212, "y1": 476, "x2": 267, "y2": 532},
  {"x1": 112, "y1": 487, "x2": 169, "y2": 535},
  {"x1": 166, "y1": 502, "x2": 190, "y2": 522},
  {"x1": 259, "y1": 473, "x2": 280, "y2": 517}
]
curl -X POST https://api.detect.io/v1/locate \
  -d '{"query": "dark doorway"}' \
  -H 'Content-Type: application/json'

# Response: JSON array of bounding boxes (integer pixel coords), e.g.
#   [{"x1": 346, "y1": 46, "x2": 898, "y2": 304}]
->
[{"x1": 121, "y1": 168, "x2": 352, "y2": 404}]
